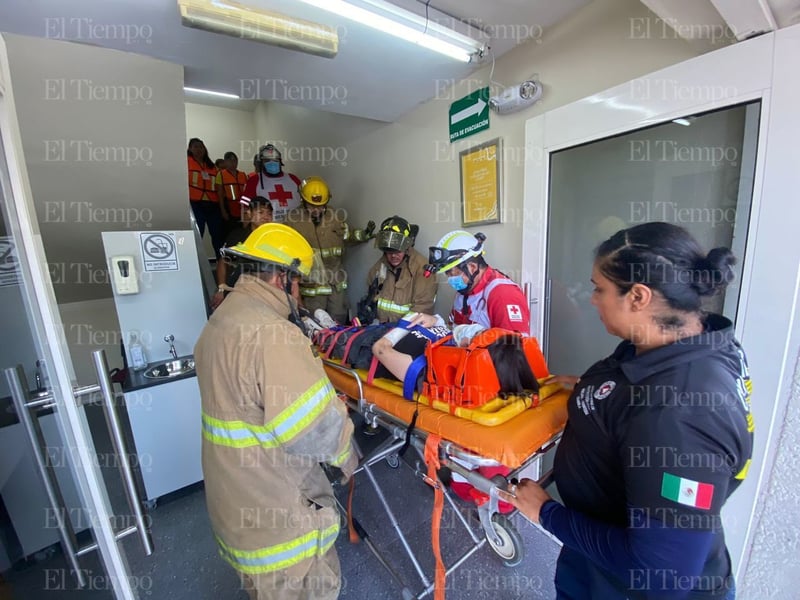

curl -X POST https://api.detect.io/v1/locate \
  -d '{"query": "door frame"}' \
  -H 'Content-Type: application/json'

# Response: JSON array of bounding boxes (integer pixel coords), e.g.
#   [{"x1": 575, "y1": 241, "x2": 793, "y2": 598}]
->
[
  {"x1": 521, "y1": 26, "x2": 800, "y2": 576},
  {"x1": 0, "y1": 36, "x2": 138, "y2": 599}
]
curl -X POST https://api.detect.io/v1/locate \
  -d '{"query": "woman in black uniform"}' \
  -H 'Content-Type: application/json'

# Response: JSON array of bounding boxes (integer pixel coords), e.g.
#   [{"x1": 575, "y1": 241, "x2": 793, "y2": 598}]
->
[{"x1": 500, "y1": 222, "x2": 753, "y2": 599}]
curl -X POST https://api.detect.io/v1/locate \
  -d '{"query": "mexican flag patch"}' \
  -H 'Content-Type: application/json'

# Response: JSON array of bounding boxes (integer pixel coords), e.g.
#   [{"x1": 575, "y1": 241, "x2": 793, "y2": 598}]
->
[{"x1": 661, "y1": 472, "x2": 714, "y2": 510}]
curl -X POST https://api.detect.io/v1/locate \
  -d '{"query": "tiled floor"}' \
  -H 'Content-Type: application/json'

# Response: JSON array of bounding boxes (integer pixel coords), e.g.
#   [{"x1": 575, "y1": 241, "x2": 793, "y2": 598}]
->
[{"x1": 2, "y1": 423, "x2": 561, "y2": 599}]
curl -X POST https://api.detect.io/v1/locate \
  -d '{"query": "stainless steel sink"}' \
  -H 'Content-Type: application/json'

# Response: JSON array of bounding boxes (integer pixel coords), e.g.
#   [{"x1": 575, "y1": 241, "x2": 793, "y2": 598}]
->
[{"x1": 143, "y1": 359, "x2": 195, "y2": 380}]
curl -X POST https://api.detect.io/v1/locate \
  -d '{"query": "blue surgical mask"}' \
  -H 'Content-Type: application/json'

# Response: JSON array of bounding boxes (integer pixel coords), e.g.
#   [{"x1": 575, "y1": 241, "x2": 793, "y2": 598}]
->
[
  {"x1": 264, "y1": 161, "x2": 280, "y2": 175},
  {"x1": 448, "y1": 275, "x2": 468, "y2": 292}
]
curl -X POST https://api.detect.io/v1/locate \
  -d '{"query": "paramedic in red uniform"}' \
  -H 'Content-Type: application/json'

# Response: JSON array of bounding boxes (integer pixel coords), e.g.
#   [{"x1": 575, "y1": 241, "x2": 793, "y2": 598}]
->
[
  {"x1": 407, "y1": 229, "x2": 531, "y2": 503},
  {"x1": 242, "y1": 143, "x2": 302, "y2": 223},
  {"x1": 411, "y1": 230, "x2": 530, "y2": 333},
  {"x1": 499, "y1": 222, "x2": 752, "y2": 600}
]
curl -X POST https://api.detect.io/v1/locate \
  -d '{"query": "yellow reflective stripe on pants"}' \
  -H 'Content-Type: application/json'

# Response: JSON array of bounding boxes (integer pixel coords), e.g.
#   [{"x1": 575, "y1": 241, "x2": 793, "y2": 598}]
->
[
  {"x1": 319, "y1": 247, "x2": 343, "y2": 258},
  {"x1": 377, "y1": 298, "x2": 411, "y2": 315},
  {"x1": 202, "y1": 378, "x2": 335, "y2": 448},
  {"x1": 331, "y1": 443, "x2": 352, "y2": 468},
  {"x1": 301, "y1": 282, "x2": 346, "y2": 296},
  {"x1": 301, "y1": 286, "x2": 333, "y2": 296},
  {"x1": 215, "y1": 523, "x2": 339, "y2": 574}
]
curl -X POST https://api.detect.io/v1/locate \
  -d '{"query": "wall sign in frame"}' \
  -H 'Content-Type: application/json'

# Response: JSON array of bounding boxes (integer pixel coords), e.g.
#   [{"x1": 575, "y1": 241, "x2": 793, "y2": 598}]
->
[{"x1": 459, "y1": 138, "x2": 502, "y2": 227}]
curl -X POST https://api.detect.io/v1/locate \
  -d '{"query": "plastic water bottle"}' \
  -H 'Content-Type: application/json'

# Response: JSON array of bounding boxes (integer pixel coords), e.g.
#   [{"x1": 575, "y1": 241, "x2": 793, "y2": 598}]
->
[{"x1": 129, "y1": 334, "x2": 147, "y2": 371}]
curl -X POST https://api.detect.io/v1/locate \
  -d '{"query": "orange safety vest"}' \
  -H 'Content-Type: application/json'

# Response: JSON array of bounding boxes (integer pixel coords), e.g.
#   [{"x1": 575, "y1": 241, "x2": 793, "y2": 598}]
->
[
  {"x1": 188, "y1": 156, "x2": 218, "y2": 202},
  {"x1": 218, "y1": 169, "x2": 248, "y2": 218}
]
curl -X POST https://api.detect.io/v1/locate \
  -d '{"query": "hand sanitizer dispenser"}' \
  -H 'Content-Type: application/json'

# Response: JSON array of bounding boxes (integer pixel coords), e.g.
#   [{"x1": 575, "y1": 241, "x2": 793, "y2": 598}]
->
[{"x1": 111, "y1": 256, "x2": 139, "y2": 295}]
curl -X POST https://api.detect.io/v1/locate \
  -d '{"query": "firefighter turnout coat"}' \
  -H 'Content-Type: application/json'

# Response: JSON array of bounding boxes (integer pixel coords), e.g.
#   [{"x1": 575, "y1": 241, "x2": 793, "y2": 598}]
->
[
  {"x1": 285, "y1": 207, "x2": 350, "y2": 298},
  {"x1": 366, "y1": 248, "x2": 437, "y2": 323},
  {"x1": 195, "y1": 275, "x2": 356, "y2": 588}
]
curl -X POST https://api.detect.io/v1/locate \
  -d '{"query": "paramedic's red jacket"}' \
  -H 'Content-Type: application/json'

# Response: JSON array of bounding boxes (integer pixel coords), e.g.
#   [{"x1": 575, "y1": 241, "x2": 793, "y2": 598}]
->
[{"x1": 450, "y1": 267, "x2": 530, "y2": 333}]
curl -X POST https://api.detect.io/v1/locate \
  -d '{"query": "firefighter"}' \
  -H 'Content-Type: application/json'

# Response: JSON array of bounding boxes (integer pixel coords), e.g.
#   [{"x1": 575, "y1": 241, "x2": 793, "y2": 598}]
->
[
  {"x1": 360, "y1": 216, "x2": 437, "y2": 324},
  {"x1": 195, "y1": 223, "x2": 357, "y2": 600},
  {"x1": 285, "y1": 176, "x2": 371, "y2": 324}
]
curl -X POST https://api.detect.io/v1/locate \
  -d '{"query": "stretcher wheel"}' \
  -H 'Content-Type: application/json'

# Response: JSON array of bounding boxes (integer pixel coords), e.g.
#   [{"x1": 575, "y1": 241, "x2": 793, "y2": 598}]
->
[
  {"x1": 487, "y1": 514, "x2": 524, "y2": 567},
  {"x1": 386, "y1": 454, "x2": 400, "y2": 469}
]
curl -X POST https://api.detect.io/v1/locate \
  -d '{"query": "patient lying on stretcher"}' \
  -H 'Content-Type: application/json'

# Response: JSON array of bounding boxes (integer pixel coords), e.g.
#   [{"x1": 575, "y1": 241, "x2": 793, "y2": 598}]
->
[
  {"x1": 370, "y1": 312, "x2": 540, "y2": 398},
  {"x1": 371, "y1": 313, "x2": 540, "y2": 512}
]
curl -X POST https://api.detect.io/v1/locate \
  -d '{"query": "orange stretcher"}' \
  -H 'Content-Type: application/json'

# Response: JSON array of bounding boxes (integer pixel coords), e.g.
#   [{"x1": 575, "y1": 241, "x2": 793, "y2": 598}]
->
[
  {"x1": 323, "y1": 359, "x2": 570, "y2": 600},
  {"x1": 325, "y1": 363, "x2": 569, "y2": 469}
]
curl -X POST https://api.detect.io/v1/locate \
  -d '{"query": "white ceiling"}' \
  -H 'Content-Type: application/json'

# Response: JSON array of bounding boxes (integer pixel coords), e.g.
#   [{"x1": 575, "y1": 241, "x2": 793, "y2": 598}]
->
[
  {"x1": 0, "y1": 0, "x2": 590, "y2": 122},
  {"x1": 641, "y1": 0, "x2": 800, "y2": 41}
]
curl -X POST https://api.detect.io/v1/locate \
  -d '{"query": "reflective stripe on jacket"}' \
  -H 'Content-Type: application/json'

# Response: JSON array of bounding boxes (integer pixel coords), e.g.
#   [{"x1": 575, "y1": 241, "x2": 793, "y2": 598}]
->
[
  {"x1": 217, "y1": 169, "x2": 247, "y2": 217},
  {"x1": 285, "y1": 206, "x2": 349, "y2": 291},
  {"x1": 195, "y1": 275, "x2": 356, "y2": 576},
  {"x1": 188, "y1": 156, "x2": 218, "y2": 202},
  {"x1": 366, "y1": 248, "x2": 437, "y2": 323}
]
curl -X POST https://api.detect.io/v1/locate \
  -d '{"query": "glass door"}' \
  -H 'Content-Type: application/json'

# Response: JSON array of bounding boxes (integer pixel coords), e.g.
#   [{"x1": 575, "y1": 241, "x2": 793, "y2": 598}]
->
[
  {"x1": 0, "y1": 104, "x2": 146, "y2": 598},
  {"x1": 544, "y1": 102, "x2": 759, "y2": 375}
]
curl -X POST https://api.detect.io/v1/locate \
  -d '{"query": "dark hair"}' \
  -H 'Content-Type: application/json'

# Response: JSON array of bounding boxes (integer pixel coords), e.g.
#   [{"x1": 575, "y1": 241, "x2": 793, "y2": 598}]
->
[
  {"x1": 461, "y1": 255, "x2": 488, "y2": 270},
  {"x1": 224, "y1": 151, "x2": 238, "y2": 161},
  {"x1": 187, "y1": 138, "x2": 215, "y2": 169},
  {"x1": 487, "y1": 335, "x2": 540, "y2": 397},
  {"x1": 595, "y1": 222, "x2": 736, "y2": 314},
  {"x1": 249, "y1": 196, "x2": 273, "y2": 211}
]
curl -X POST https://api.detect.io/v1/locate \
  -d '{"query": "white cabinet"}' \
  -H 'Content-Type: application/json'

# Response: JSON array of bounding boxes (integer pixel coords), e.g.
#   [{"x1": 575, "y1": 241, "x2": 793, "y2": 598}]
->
[{"x1": 123, "y1": 376, "x2": 203, "y2": 501}]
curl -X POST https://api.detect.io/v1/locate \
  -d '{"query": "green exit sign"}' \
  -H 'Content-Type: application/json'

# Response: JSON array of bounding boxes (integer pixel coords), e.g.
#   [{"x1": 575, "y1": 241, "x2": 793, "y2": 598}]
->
[{"x1": 449, "y1": 87, "x2": 490, "y2": 142}]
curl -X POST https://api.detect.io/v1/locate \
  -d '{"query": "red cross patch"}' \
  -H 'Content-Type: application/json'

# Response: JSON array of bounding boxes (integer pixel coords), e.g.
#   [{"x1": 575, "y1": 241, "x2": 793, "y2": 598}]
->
[
  {"x1": 506, "y1": 304, "x2": 522, "y2": 322},
  {"x1": 268, "y1": 184, "x2": 293, "y2": 207}
]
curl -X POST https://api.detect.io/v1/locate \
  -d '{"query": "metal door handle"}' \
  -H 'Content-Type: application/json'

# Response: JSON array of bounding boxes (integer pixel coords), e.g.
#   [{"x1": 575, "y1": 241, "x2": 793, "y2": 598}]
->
[
  {"x1": 4, "y1": 366, "x2": 87, "y2": 587},
  {"x1": 92, "y1": 350, "x2": 154, "y2": 556}
]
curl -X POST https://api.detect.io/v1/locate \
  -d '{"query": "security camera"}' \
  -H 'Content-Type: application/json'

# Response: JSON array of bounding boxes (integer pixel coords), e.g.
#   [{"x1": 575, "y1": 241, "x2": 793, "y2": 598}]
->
[{"x1": 488, "y1": 80, "x2": 543, "y2": 115}]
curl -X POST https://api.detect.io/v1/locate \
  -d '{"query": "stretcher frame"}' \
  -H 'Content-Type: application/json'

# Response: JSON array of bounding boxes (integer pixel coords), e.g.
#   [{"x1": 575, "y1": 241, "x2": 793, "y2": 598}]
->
[{"x1": 325, "y1": 360, "x2": 562, "y2": 599}]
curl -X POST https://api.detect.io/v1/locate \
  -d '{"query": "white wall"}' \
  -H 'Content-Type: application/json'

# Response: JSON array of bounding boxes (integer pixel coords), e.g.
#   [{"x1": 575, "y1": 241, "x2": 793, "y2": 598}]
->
[
  {"x1": 3, "y1": 34, "x2": 191, "y2": 305},
  {"x1": 184, "y1": 101, "x2": 256, "y2": 168},
  {"x1": 58, "y1": 298, "x2": 124, "y2": 385},
  {"x1": 741, "y1": 350, "x2": 800, "y2": 599}
]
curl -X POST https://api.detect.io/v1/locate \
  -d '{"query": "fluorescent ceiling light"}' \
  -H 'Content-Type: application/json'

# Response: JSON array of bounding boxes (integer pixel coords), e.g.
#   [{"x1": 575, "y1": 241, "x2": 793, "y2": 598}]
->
[
  {"x1": 295, "y1": 0, "x2": 485, "y2": 62},
  {"x1": 672, "y1": 118, "x2": 692, "y2": 126},
  {"x1": 184, "y1": 86, "x2": 240, "y2": 99},
  {"x1": 178, "y1": 0, "x2": 339, "y2": 59}
]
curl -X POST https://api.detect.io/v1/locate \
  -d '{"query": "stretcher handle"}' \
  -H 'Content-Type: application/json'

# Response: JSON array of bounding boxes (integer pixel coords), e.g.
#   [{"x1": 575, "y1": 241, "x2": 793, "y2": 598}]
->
[{"x1": 322, "y1": 359, "x2": 365, "y2": 411}]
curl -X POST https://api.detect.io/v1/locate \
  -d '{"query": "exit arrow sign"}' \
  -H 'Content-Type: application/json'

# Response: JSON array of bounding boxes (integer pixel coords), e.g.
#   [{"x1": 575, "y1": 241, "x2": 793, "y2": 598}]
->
[{"x1": 449, "y1": 87, "x2": 490, "y2": 142}]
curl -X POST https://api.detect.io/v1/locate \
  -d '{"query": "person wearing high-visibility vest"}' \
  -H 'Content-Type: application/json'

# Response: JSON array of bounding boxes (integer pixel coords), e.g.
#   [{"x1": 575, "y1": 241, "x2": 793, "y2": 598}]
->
[
  {"x1": 215, "y1": 151, "x2": 248, "y2": 233},
  {"x1": 361, "y1": 215, "x2": 437, "y2": 324},
  {"x1": 195, "y1": 223, "x2": 357, "y2": 600},
  {"x1": 285, "y1": 176, "x2": 372, "y2": 324},
  {"x1": 187, "y1": 137, "x2": 224, "y2": 256}
]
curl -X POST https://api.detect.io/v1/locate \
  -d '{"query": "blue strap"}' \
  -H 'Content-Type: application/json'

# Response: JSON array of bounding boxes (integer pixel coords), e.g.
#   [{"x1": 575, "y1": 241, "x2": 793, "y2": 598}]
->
[{"x1": 403, "y1": 355, "x2": 428, "y2": 400}]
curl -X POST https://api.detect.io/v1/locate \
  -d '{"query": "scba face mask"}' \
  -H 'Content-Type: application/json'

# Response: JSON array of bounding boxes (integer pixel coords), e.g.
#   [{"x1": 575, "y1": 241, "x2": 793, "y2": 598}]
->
[
  {"x1": 448, "y1": 275, "x2": 468, "y2": 292},
  {"x1": 264, "y1": 161, "x2": 281, "y2": 175}
]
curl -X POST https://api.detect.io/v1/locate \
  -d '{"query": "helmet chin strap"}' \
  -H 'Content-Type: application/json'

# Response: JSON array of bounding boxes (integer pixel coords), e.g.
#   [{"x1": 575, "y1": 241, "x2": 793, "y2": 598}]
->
[
  {"x1": 458, "y1": 263, "x2": 479, "y2": 318},
  {"x1": 282, "y1": 271, "x2": 308, "y2": 337},
  {"x1": 459, "y1": 263, "x2": 479, "y2": 294}
]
